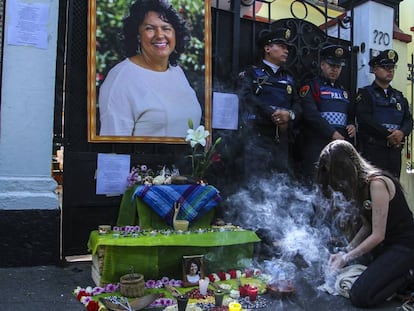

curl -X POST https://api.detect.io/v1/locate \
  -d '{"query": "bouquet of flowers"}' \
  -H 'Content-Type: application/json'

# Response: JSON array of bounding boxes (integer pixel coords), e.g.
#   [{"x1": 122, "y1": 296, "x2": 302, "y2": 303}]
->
[{"x1": 126, "y1": 164, "x2": 155, "y2": 187}]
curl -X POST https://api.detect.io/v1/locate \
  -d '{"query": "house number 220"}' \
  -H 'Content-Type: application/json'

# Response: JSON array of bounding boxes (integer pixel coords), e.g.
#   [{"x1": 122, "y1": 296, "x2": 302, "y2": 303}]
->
[{"x1": 373, "y1": 30, "x2": 390, "y2": 46}]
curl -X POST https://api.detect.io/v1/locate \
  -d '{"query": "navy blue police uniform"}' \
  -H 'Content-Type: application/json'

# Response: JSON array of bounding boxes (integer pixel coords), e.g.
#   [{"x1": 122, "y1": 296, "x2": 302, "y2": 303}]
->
[
  {"x1": 238, "y1": 28, "x2": 302, "y2": 179},
  {"x1": 299, "y1": 45, "x2": 355, "y2": 179},
  {"x1": 356, "y1": 49, "x2": 413, "y2": 178}
]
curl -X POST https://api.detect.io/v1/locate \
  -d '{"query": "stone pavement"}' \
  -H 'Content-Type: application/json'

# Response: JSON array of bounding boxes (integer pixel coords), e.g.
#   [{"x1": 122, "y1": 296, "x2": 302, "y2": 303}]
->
[{"x1": 0, "y1": 260, "x2": 406, "y2": 311}]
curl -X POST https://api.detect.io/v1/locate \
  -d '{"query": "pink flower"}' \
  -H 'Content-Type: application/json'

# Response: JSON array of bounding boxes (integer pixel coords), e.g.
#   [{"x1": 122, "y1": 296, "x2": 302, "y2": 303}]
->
[
  {"x1": 91, "y1": 286, "x2": 104, "y2": 295},
  {"x1": 170, "y1": 279, "x2": 183, "y2": 287},
  {"x1": 145, "y1": 280, "x2": 156, "y2": 288},
  {"x1": 76, "y1": 290, "x2": 90, "y2": 301},
  {"x1": 105, "y1": 283, "x2": 119, "y2": 292},
  {"x1": 80, "y1": 295, "x2": 93, "y2": 304}
]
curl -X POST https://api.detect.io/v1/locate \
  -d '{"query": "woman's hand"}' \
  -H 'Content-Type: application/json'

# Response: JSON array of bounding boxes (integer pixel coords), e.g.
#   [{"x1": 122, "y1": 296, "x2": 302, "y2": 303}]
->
[{"x1": 328, "y1": 252, "x2": 348, "y2": 270}]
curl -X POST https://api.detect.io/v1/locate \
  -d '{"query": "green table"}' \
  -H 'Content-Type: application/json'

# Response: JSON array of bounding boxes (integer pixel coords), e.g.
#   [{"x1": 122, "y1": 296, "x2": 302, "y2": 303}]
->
[{"x1": 88, "y1": 229, "x2": 261, "y2": 285}]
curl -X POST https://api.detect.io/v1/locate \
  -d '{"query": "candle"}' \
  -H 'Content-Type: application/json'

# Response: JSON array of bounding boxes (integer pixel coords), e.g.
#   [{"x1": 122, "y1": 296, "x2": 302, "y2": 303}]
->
[
  {"x1": 198, "y1": 277, "x2": 209, "y2": 295},
  {"x1": 98, "y1": 225, "x2": 111, "y2": 235},
  {"x1": 214, "y1": 289, "x2": 224, "y2": 306},
  {"x1": 247, "y1": 285, "x2": 258, "y2": 301},
  {"x1": 176, "y1": 295, "x2": 189, "y2": 311},
  {"x1": 228, "y1": 302, "x2": 242, "y2": 311}
]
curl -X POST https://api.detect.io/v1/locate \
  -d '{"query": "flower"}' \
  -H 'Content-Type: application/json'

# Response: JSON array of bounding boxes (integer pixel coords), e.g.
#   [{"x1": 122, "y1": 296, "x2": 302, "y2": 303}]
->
[
  {"x1": 86, "y1": 300, "x2": 100, "y2": 311},
  {"x1": 126, "y1": 165, "x2": 180, "y2": 187},
  {"x1": 126, "y1": 165, "x2": 155, "y2": 187},
  {"x1": 74, "y1": 277, "x2": 178, "y2": 311},
  {"x1": 185, "y1": 119, "x2": 222, "y2": 179},
  {"x1": 186, "y1": 125, "x2": 209, "y2": 148}
]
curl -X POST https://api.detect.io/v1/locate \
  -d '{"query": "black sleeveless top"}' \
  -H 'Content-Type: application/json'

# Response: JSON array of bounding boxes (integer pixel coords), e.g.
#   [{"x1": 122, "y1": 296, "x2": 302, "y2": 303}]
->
[{"x1": 362, "y1": 177, "x2": 414, "y2": 250}]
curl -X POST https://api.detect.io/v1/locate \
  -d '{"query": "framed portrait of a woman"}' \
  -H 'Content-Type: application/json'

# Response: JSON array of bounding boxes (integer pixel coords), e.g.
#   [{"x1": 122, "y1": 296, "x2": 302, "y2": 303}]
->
[
  {"x1": 182, "y1": 255, "x2": 204, "y2": 287},
  {"x1": 87, "y1": 0, "x2": 211, "y2": 143}
]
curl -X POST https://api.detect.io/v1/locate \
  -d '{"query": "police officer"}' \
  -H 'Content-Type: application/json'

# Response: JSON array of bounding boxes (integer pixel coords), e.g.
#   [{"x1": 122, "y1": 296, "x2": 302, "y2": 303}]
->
[
  {"x1": 356, "y1": 49, "x2": 413, "y2": 179},
  {"x1": 238, "y1": 28, "x2": 302, "y2": 179},
  {"x1": 299, "y1": 44, "x2": 356, "y2": 180}
]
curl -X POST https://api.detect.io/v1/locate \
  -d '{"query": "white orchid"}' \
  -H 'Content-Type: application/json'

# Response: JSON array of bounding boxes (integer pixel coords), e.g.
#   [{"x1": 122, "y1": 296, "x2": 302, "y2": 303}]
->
[{"x1": 185, "y1": 125, "x2": 210, "y2": 148}]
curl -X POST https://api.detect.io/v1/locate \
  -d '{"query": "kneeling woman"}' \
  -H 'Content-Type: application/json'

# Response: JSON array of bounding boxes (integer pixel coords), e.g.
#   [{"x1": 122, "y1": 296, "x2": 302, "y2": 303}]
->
[{"x1": 317, "y1": 140, "x2": 414, "y2": 308}]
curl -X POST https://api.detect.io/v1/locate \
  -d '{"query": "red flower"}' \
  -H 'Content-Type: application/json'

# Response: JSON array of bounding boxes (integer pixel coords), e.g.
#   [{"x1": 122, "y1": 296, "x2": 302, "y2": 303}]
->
[
  {"x1": 211, "y1": 153, "x2": 221, "y2": 163},
  {"x1": 76, "y1": 290, "x2": 90, "y2": 301},
  {"x1": 244, "y1": 268, "x2": 253, "y2": 278},
  {"x1": 208, "y1": 274, "x2": 215, "y2": 282},
  {"x1": 217, "y1": 271, "x2": 226, "y2": 281},
  {"x1": 238, "y1": 284, "x2": 250, "y2": 297},
  {"x1": 86, "y1": 300, "x2": 99, "y2": 311},
  {"x1": 228, "y1": 269, "x2": 237, "y2": 279}
]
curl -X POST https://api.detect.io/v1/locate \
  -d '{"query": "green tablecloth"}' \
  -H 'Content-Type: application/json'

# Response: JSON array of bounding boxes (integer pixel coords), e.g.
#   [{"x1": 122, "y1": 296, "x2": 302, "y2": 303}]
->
[{"x1": 88, "y1": 230, "x2": 261, "y2": 284}]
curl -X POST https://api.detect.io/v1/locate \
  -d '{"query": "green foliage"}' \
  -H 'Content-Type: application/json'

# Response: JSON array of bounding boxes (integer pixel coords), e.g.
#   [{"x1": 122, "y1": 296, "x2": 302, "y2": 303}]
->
[{"x1": 95, "y1": 0, "x2": 205, "y2": 89}]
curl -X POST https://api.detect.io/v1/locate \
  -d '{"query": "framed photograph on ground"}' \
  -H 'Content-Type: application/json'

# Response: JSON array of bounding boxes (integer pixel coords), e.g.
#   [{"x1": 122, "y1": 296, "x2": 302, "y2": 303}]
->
[
  {"x1": 87, "y1": 0, "x2": 212, "y2": 143},
  {"x1": 182, "y1": 255, "x2": 204, "y2": 287}
]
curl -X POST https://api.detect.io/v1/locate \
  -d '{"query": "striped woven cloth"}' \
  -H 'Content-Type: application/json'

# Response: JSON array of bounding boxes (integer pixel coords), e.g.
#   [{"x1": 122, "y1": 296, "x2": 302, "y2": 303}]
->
[{"x1": 133, "y1": 184, "x2": 222, "y2": 226}]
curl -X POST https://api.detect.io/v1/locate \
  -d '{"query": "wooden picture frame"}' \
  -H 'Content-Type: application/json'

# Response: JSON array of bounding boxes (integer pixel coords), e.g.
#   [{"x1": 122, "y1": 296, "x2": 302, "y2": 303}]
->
[
  {"x1": 87, "y1": 0, "x2": 211, "y2": 143},
  {"x1": 182, "y1": 254, "x2": 204, "y2": 287}
]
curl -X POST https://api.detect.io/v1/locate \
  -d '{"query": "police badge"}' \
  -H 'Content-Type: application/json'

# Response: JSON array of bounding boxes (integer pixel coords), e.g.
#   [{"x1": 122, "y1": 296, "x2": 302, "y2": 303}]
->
[
  {"x1": 335, "y1": 48, "x2": 344, "y2": 57},
  {"x1": 388, "y1": 50, "x2": 396, "y2": 61},
  {"x1": 286, "y1": 85, "x2": 292, "y2": 94},
  {"x1": 285, "y1": 29, "x2": 291, "y2": 40},
  {"x1": 343, "y1": 91, "x2": 348, "y2": 99},
  {"x1": 396, "y1": 102, "x2": 402, "y2": 111}
]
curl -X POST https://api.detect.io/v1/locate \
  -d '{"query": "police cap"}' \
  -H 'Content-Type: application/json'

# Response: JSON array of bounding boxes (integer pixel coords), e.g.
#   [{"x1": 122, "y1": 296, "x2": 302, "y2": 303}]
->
[
  {"x1": 368, "y1": 49, "x2": 398, "y2": 67},
  {"x1": 256, "y1": 28, "x2": 292, "y2": 48},
  {"x1": 320, "y1": 45, "x2": 349, "y2": 66}
]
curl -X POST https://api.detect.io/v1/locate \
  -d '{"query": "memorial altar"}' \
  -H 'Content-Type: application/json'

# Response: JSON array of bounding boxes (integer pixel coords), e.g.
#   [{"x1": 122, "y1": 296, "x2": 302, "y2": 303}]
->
[
  {"x1": 89, "y1": 228, "x2": 261, "y2": 286},
  {"x1": 89, "y1": 183, "x2": 261, "y2": 286}
]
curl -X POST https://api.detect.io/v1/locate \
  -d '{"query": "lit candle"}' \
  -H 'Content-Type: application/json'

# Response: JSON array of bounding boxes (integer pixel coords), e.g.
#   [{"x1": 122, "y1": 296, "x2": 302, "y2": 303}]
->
[
  {"x1": 214, "y1": 289, "x2": 224, "y2": 306},
  {"x1": 247, "y1": 285, "x2": 258, "y2": 301},
  {"x1": 228, "y1": 301, "x2": 242, "y2": 311},
  {"x1": 198, "y1": 277, "x2": 209, "y2": 295}
]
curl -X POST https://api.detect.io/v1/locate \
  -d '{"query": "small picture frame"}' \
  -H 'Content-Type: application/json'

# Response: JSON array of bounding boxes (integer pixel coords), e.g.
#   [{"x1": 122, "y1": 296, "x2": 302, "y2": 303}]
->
[{"x1": 182, "y1": 255, "x2": 205, "y2": 287}]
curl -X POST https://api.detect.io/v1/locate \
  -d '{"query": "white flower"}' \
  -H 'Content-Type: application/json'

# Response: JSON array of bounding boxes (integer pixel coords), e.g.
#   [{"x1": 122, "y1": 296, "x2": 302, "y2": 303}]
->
[{"x1": 185, "y1": 125, "x2": 210, "y2": 148}]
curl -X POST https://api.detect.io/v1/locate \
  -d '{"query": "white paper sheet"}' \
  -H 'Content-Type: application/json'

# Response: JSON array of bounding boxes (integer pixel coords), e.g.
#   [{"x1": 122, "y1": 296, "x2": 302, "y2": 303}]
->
[
  {"x1": 7, "y1": 0, "x2": 49, "y2": 49},
  {"x1": 212, "y1": 92, "x2": 239, "y2": 130},
  {"x1": 96, "y1": 153, "x2": 131, "y2": 195}
]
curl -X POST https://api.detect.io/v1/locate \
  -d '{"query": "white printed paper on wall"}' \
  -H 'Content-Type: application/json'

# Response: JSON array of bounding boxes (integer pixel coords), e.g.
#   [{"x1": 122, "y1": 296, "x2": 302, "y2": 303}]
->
[
  {"x1": 7, "y1": 0, "x2": 49, "y2": 49},
  {"x1": 212, "y1": 92, "x2": 239, "y2": 130},
  {"x1": 96, "y1": 153, "x2": 131, "y2": 196}
]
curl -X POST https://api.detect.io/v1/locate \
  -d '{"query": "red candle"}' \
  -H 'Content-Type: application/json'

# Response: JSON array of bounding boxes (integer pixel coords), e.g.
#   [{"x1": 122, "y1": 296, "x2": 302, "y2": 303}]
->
[{"x1": 247, "y1": 286, "x2": 258, "y2": 301}]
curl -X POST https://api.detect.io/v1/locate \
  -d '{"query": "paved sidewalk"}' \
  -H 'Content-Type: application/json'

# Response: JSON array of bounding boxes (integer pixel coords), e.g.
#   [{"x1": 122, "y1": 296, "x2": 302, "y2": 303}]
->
[
  {"x1": 1, "y1": 261, "x2": 91, "y2": 311},
  {"x1": 0, "y1": 260, "x2": 406, "y2": 311}
]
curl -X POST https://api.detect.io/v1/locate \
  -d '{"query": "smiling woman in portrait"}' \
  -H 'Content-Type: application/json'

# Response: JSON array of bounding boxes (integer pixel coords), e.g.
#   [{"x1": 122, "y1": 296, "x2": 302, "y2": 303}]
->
[
  {"x1": 98, "y1": 0, "x2": 202, "y2": 137},
  {"x1": 182, "y1": 255, "x2": 204, "y2": 287}
]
